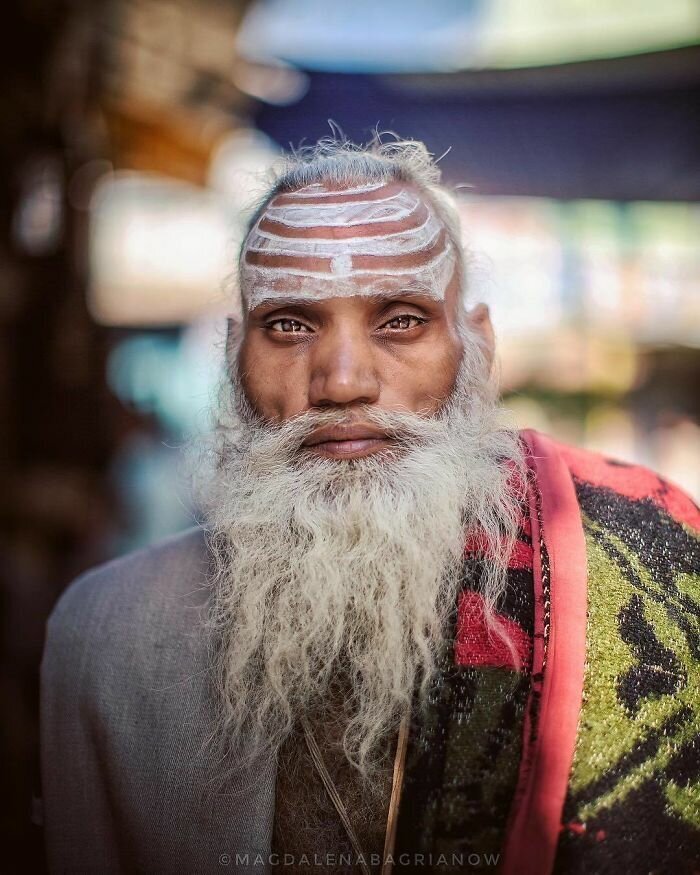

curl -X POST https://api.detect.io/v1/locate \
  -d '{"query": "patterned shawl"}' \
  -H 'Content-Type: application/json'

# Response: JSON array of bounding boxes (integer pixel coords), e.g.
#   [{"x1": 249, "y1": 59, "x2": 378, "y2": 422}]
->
[{"x1": 393, "y1": 429, "x2": 700, "y2": 874}]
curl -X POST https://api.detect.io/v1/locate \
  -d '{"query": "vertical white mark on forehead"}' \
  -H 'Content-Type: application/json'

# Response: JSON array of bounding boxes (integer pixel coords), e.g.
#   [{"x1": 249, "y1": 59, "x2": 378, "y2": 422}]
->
[{"x1": 330, "y1": 254, "x2": 353, "y2": 276}]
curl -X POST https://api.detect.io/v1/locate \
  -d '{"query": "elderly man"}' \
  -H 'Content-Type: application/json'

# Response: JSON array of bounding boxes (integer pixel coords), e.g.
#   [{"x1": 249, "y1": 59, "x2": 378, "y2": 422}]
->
[{"x1": 41, "y1": 138, "x2": 699, "y2": 875}]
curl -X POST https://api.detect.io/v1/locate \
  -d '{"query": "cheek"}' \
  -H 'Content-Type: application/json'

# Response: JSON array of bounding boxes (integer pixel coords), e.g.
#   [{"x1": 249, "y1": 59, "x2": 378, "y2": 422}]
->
[
  {"x1": 384, "y1": 337, "x2": 462, "y2": 414},
  {"x1": 238, "y1": 335, "x2": 309, "y2": 421},
  {"x1": 414, "y1": 359, "x2": 459, "y2": 409}
]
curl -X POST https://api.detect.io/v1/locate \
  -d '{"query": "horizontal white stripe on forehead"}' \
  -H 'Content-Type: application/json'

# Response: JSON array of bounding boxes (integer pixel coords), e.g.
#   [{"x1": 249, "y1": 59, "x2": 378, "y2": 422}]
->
[
  {"x1": 247, "y1": 213, "x2": 442, "y2": 258},
  {"x1": 280, "y1": 181, "x2": 388, "y2": 199},
  {"x1": 245, "y1": 244, "x2": 456, "y2": 310},
  {"x1": 263, "y1": 190, "x2": 420, "y2": 228},
  {"x1": 247, "y1": 241, "x2": 452, "y2": 279}
]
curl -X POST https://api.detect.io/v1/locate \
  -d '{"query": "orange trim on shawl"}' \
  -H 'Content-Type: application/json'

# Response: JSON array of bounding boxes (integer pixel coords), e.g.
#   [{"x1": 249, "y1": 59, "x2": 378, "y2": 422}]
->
[{"x1": 499, "y1": 430, "x2": 588, "y2": 875}]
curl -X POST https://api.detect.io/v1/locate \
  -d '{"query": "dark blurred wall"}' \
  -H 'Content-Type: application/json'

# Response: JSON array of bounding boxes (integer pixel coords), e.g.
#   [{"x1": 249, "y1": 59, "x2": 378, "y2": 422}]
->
[
  {"x1": 1, "y1": 2, "x2": 251, "y2": 869},
  {"x1": 1, "y1": 3, "x2": 119, "y2": 870}
]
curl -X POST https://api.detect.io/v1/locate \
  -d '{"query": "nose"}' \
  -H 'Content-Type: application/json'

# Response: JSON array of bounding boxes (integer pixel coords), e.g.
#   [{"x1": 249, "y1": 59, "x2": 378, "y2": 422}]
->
[{"x1": 308, "y1": 324, "x2": 380, "y2": 408}]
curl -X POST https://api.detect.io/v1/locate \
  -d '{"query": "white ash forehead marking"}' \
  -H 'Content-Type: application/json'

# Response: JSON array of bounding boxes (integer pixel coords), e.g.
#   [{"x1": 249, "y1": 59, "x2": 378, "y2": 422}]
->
[
  {"x1": 282, "y1": 181, "x2": 388, "y2": 199},
  {"x1": 245, "y1": 245, "x2": 456, "y2": 310},
  {"x1": 247, "y1": 239, "x2": 453, "y2": 281},
  {"x1": 241, "y1": 183, "x2": 457, "y2": 310},
  {"x1": 330, "y1": 254, "x2": 353, "y2": 276},
  {"x1": 248, "y1": 213, "x2": 442, "y2": 257},
  {"x1": 264, "y1": 190, "x2": 421, "y2": 228},
  {"x1": 245, "y1": 224, "x2": 448, "y2": 274}
]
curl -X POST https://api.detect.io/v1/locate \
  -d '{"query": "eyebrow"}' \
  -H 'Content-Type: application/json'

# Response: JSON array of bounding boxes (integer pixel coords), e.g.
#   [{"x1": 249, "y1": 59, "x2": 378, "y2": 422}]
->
[{"x1": 249, "y1": 287, "x2": 442, "y2": 312}]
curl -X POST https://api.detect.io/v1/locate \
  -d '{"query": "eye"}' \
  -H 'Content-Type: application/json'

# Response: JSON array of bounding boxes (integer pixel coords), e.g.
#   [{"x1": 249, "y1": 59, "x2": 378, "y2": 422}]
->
[
  {"x1": 267, "y1": 318, "x2": 312, "y2": 334},
  {"x1": 381, "y1": 314, "x2": 427, "y2": 331}
]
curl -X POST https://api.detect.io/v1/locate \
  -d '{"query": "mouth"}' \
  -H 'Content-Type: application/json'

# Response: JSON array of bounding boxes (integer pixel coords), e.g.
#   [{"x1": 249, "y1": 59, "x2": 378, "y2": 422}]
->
[{"x1": 302, "y1": 423, "x2": 396, "y2": 460}]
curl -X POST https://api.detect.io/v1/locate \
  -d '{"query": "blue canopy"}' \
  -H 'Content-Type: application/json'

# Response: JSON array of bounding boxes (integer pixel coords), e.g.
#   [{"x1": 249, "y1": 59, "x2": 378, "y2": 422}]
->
[{"x1": 254, "y1": 48, "x2": 700, "y2": 201}]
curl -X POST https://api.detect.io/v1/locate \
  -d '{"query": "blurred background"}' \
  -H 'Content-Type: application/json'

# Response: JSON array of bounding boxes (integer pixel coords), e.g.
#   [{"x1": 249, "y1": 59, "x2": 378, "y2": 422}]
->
[{"x1": 2, "y1": 0, "x2": 699, "y2": 869}]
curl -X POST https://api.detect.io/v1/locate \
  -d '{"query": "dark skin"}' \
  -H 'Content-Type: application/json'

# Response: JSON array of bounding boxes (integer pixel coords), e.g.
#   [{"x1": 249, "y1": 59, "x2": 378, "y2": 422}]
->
[{"x1": 234, "y1": 189, "x2": 495, "y2": 460}]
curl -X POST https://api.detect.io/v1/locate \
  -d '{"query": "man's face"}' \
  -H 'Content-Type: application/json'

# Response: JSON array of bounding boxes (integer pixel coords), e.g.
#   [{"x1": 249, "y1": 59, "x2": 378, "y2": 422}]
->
[
  {"x1": 201, "y1": 177, "x2": 520, "y2": 773},
  {"x1": 237, "y1": 180, "x2": 475, "y2": 459}
]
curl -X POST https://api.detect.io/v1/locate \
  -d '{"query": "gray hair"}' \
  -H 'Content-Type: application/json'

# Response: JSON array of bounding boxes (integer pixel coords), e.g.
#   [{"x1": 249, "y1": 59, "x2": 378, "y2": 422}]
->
[{"x1": 237, "y1": 134, "x2": 467, "y2": 307}]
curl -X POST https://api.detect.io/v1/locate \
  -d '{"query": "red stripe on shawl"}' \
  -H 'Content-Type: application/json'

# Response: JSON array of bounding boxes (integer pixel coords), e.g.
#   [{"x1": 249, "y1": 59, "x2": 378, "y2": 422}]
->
[
  {"x1": 463, "y1": 531, "x2": 533, "y2": 570},
  {"x1": 454, "y1": 591, "x2": 532, "y2": 671},
  {"x1": 509, "y1": 538, "x2": 534, "y2": 570},
  {"x1": 555, "y1": 441, "x2": 700, "y2": 531}
]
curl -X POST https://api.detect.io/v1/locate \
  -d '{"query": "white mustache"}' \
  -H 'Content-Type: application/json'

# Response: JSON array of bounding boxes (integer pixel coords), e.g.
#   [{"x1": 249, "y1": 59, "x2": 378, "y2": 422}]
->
[{"x1": 234, "y1": 385, "x2": 469, "y2": 465}]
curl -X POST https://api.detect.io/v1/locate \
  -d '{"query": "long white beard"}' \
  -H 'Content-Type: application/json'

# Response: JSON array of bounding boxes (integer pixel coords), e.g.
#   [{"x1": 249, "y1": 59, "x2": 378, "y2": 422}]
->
[{"x1": 192, "y1": 326, "x2": 526, "y2": 779}]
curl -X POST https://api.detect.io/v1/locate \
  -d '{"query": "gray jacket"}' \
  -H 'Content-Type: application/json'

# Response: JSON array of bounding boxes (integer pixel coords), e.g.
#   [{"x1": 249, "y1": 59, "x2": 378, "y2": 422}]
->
[{"x1": 40, "y1": 527, "x2": 276, "y2": 874}]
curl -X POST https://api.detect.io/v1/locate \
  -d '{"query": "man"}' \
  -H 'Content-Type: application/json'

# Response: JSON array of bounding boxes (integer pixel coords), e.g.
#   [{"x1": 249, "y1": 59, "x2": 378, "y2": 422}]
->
[{"x1": 41, "y1": 138, "x2": 700, "y2": 875}]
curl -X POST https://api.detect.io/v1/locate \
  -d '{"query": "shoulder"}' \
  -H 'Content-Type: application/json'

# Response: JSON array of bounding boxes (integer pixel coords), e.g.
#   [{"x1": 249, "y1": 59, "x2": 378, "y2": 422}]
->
[
  {"x1": 49, "y1": 525, "x2": 211, "y2": 629},
  {"x1": 44, "y1": 526, "x2": 213, "y2": 681},
  {"x1": 40, "y1": 527, "x2": 229, "y2": 864},
  {"x1": 521, "y1": 428, "x2": 700, "y2": 534},
  {"x1": 556, "y1": 438, "x2": 698, "y2": 535}
]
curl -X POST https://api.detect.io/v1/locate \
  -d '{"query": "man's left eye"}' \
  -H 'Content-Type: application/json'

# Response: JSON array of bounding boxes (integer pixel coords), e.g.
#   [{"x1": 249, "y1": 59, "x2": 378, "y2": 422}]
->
[
  {"x1": 382, "y1": 315, "x2": 425, "y2": 330},
  {"x1": 267, "y1": 318, "x2": 310, "y2": 333}
]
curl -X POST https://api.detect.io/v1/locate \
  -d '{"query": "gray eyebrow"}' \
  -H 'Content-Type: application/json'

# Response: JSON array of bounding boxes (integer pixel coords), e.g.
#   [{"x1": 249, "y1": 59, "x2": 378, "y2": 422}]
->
[{"x1": 248, "y1": 286, "x2": 443, "y2": 312}]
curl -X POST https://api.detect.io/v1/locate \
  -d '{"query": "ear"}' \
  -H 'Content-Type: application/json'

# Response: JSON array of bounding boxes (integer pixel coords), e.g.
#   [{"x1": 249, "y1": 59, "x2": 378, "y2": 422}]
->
[{"x1": 466, "y1": 303, "x2": 495, "y2": 371}]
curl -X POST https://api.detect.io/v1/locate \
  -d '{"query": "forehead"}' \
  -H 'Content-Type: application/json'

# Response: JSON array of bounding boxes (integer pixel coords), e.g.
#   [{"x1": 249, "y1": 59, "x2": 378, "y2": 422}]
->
[{"x1": 240, "y1": 180, "x2": 455, "y2": 311}]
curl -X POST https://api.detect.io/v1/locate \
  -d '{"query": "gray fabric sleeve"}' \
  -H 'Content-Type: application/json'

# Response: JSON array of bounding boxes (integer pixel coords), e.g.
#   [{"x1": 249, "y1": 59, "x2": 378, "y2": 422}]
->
[
  {"x1": 40, "y1": 530, "x2": 277, "y2": 875},
  {"x1": 41, "y1": 570, "x2": 125, "y2": 873}
]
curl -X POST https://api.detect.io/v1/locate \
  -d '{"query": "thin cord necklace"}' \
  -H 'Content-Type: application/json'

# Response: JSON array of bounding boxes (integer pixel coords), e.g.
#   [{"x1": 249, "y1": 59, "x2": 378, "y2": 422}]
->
[{"x1": 301, "y1": 713, "x2": 411, "y2": 875}]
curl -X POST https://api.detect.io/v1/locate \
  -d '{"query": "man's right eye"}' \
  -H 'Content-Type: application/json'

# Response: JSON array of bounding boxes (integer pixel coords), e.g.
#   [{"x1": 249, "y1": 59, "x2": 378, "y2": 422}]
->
[{"x1": 267, "y1": 319, "x2": 311, "y2": 333}]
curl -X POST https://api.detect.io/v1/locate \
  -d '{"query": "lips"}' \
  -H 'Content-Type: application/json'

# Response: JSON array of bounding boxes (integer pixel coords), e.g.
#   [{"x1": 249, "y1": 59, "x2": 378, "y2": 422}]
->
[{"x1": 302, "y1": 423, "x2": 394, "y2": 459}]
